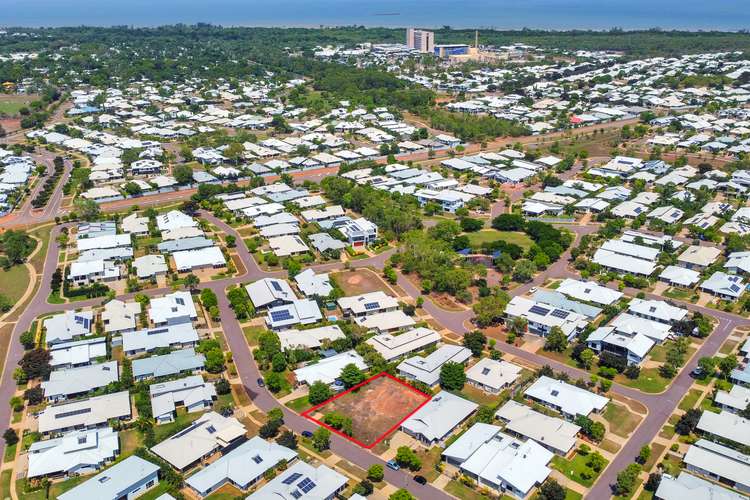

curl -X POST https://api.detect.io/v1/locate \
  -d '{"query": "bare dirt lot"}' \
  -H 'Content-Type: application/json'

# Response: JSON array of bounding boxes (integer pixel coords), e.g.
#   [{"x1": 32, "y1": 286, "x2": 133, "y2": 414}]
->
[
  {"x1": 333, "y1": 269, "x2": 394, "y2": 297},
  {"x1": 305, "y1": 374, "x2": 429, "y2": 447}
]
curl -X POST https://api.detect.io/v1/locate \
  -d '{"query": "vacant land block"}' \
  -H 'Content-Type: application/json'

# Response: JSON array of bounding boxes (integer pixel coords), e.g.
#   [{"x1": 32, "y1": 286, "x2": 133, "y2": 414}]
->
[{"x1": 303, "y1": 373, "x2": 430, "y2": 448}]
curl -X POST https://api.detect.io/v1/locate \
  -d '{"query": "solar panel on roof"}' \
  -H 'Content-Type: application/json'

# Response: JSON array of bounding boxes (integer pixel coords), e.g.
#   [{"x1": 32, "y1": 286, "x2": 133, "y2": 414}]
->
[
  {"x1": 290, "y1": 491, "x2": 302, "y2": 499},
  {"x1": 270, "y1": 309, "x2": 294, "y2": 322},
  {"x1": 551, "y1": 309, "x2": 570, "y2": 319},
  {"x1": 529, "y1": 305, "x2": 550, "y2": 316},
  {"x1": 298, "y1": 478, "x2": 316, "y2": 493},
  {"x1": 730, "y1": 284, "x2": 741, "y2": 292},
  {"x1": 271, "y1": 281, "x2": 283, "y2": 292},
  {"x1": 282, "y1": 472, "x2": 303, "y2": 485},
  {"x1": 364, "y1": 302, "x2": 380, "y2": 310}
]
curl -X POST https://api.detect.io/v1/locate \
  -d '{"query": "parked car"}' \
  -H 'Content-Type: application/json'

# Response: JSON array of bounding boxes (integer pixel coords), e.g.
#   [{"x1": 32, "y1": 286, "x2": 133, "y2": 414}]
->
[
  {"x1": 301, "y1": 430, "x2": 313, "y2": 438},
  {"x1": 413, "y1": 475, "x2": 427, "y2": 485},
  {"x1": 257, "y1": 378, "x2": 265, "y2": 387},
  {"x1": 386, "y1": 459, "x2": 400, "y2": 471}
]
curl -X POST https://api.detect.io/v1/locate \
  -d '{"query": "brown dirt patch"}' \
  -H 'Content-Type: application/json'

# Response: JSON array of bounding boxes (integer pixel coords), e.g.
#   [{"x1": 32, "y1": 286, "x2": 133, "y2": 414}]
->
[
  {"x1": 305, "y1": 374, "x2": 429, "y2": 447},
  {"x1": 334, "y1": 269, "x2": 394, "y2": 297}
]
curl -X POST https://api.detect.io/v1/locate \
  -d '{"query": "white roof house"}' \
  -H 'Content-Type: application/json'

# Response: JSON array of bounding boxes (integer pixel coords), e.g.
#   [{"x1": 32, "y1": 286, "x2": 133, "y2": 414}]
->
[
  {"x1": 610, "y1": 313, "x2": 673, "y2": 344},
  {"x1": 524, "y1": 376, "x2": 609, "y2": 419},
  {"x1": 504, "y1": 296, "x2": 588, "y2": 340},
  {"x1": 659, "y1": 265, "x2": 701, "y2": 288},
  {"x1": 268, "y1": 235, "x2": 309, "y2": 256},
  {"x1": 725, "y1": 251, "x2": 750, "y2": 275},
  {"x1": 122, "y1": 322, "x2": 199, "y2": 356},
  {"x1": 715, "y1": 385, "x2": 750, "y2": 414},
  {"x1": 149, "y1": 291, "x2": 197, "y2": 325},
  {"x1": 401, "y1": 391, "x2": 478, "y2": 445},
  {"x1": 44, "y1": 310, "x2": 94, "y2": 345},
  {"x1": 683, "y1": 439, "x2": 750, "y2": 493},
  {"x1": 102, "y1": 299, "x2": 141, "y2": 334},
  {"x1": 556, "y1": 279, "x2": 623, "y2": 305},
  {"x1": 365, "y1": 327, "x2": 441, "y2": 361},
  {"x1": 495, "y1": 400, "x2": 580, "y2": 455},
  {"x1": 173, "y1": 246, "x2": 226, "y2": 272},
  {"x1": 132, "y1": 348, "x2": 206, "y2": 381},
  {"x1": 354, "y1": 310, "x2": 416, "y2": 332},
  {"x1": 586, "y1": 326, "x2": 655, "y2": 365},
  {"x1": 627, "y1": 298, "x2": 688, "y2": 324},
  {"x1": 38, "y1": 391, "x2": 131, "y2": 434},
  {"x1": 655, "y1": 471, "x2": 747, "y2": 500},
  {"x1": 247, "y1": 461, "x2": 347, "y2": 500},
  {"x1": 185, "y1": 436, "x2": 297, "y2": 497},
  {"x1": 294, "y1": 269, "x2": 333, "y2": 297},
  {"x1": 50, "y1": 337, "x2": 107, "y2": 370},
  {"x1": 696, "y1": 410, "x2": 750, "y2": 448},
  {"x1": 677, "y1": 245, "x2": 722, "y2": 270},
  {"x1": 397, "y1": 345, "x2": 472, "y2": 386},
  {"x1": 134, "y1": 254, "x2": 168, "y2": 278},
  {"x1": 442, "y1": 423, "x2": 552, "y2": 498},
  {"x1": 150, "y1": 375, "x2": 216, "y2": 424},
  {"x1": 57, "y1": 455, "x2": 160, "y2": 500},
  {"x1": 701, "y1": 272, "x2": 746, "y2": 300},
  {"x1": 277, "y1": 325, "x2": 346, "y2": 350},
  {"x1": 41, "y1": 361, "x2": 119, "y2": 402},
  {"x1": 246, "y1": 277, "x2": 296, "y2": 309},
  {"x1": 157, "y1": 210, "x2": 198, "y2": 232},
  {"x1": 265, "y1": 299, "x2": 323, "y2": 330},
  {"x1": 466, "y1": 358, "x2": 523, "y2": 394},
  {"x1": 293, "y1": 350, "x2": 367, "y2": 386},
  {"x1": 593, "y1": 248, "x2": 656, "y2": 276},
  {"x1": 28, "y1": 427, "x2": 119, "y2": 478},
  {"x1": 338, "y1": 291, "x2": 399, "y2": 317},
  {"x1": 151, "y1": 411, "x2": 246, "y2": 470}
]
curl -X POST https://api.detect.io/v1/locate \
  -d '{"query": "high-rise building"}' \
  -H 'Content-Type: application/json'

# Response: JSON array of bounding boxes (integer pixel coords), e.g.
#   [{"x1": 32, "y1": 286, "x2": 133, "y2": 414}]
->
[{"x1": 406, "y1": 28, "x2": 434, "y2": 53}]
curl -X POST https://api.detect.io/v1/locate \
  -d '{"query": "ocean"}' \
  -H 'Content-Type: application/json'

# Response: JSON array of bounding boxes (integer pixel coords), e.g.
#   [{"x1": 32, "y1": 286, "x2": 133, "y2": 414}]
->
[{"x1": 2, "y1": 0, "x2": 749, "y2": 31}]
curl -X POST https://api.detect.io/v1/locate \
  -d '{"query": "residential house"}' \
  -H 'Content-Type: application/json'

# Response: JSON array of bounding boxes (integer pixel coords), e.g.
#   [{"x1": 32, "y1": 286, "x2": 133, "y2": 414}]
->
[
  {"x1": 132, "y1": 348, "x2": 206, "y2": 381},
  {"x1": 277, "y1": 325, "x2": 347, "y2": 351},
  {"x1": 149, "y1": 291, "x2": 197, "y2": 325},
  {"x1": 338, "y1": 291, "x2": 399, "y2": 318},
  {"x1": 44, "y1": 310, "x2": 94, "y2": 345},
  {"x1": 265, "y1": 299, "x2": 322, "y2": 330},
  {"x1": 696, "y1": 410, "x2": 750, "y2": 449},
  {"x1": 294, "y1": 269, "x2": 333, "y2": 297},
  {"x1": 504, "y1": 296, "x2": 588, "y2": 340},
  {"x1": 122, "y1": 322, "x2": 199, "y2": 356},
  {"x1": 655, "y1": 471, "x2": 747, "y2": 500},
  {"x1": 41, "y1": 361, "x2": 119, "y2": 402},
  {"x1": 677, "y1": 245, "x2": 721, "y2": 271},
  {"x1": 27, "y1": 427, "x2": 120, "y2": 479},
  {"x1": 57, "y1": 455, "x2": 160, "y2": 500},
  {"x1": 246, "y1": 461, "x2": 347, "y2": 500},
  {"x1": 365, "y1": 327, "x2": 441, "y2": 362},
  {"x1": 466, "y1": 358, "x2": 523, "y2": 394},
  {"x1": 38, "y1": 391, "x2": 131, "y2": 435},
  {"x1": 524, "y1": 376, "x2": 608, "y2": 420},
  {"x1": 245, "y1": 277, "x2": 296, "y2": 309},
  {"x1": 293, "y1": 350, "x2": 367, "y2": 387},
  {"x1": 397, "y1": 345, "x2": 471, "y2": 387},
  {"x1": 683, "y1": 439, "x2": 750, "y2": 494},
  {"x1": 150, "y1": 375, "x2": 216, "y2": 424},
  {"x1": 701, "y1": 272, "x2": 746, "y2": 300},
  {"x1": 102, "y1": 299, "x2": 141, "y2": 334},
  {"x1": 495, "y1": 400, "x2": 579, "y2": 456},
  {"x1": 401, "y1": 391, "x2": 478, "y2": 446}
]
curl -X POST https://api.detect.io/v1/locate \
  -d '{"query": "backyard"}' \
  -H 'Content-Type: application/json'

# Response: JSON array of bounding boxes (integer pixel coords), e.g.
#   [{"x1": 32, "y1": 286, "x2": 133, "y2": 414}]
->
[{"x1": 466, "y1": 230, "x2": 533, "y2": 251}]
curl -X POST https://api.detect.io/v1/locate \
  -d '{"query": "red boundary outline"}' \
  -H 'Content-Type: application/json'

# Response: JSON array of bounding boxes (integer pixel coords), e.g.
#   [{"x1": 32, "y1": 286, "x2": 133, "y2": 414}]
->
[{"x1": 300, "y1": 372, "x2": 431, "y2": 449}]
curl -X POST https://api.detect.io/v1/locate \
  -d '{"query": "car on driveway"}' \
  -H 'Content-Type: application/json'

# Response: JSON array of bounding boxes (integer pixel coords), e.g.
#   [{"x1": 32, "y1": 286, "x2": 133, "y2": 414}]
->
[{"x1": 386, "y1": 459, "x2": 400, "y2": 471}]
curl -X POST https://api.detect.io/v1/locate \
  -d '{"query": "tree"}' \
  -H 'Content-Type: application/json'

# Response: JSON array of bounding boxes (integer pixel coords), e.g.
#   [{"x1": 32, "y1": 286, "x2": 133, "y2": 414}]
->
[
  {"x1": 740, "y1": 403, "x2": 750, "y2": 419},
  {"x1": 537, "y1": 479, "x2": 566, "y2": 500},
  {"x1": 354, "y1": 480, "x2": 374, "y2": 496},
  {"x1": 395, "y1": 446, "x2": 422, "y2": 471},
  {"x1": 472, "y1": 292, "x2": 510, "y2": 327},
  {"x1": 512, "y1": 259, "x2": 537, "y2": 282},
  {"x1": 462, "y1": 330, "x2": 487, "y2": 357},
  {"x1": 276, "y1": 430, "x2": 298, "y2": 450},
  {"x1": 698, "y1": 356, "x2": 717, "y2": 377},
  {"x1": 204, "y1": 349, "x2": 225, "y2": 373},
  {"x1": 73, "y1": 198, "x2": 101, "y2": 220},
  {"x1": 184, "y1": 273, "x2": 200, "y2": 290},
  {"x1": 389, "y1": 489, "x2": 416, "y2": 500},
  {"x1": 19, "y1": 348, "x2": 51, "y2": 379},
  {"x1": 200, "y1": 288, "x2": 218, "y2": 308},
  {"x1": 173, "y1": 164, "x2": 194, "y2": 184},
  {"x1": 544, "y1": 326, "x2": 568, "y2": 352},
  {"x1": 587, "y1": 451, "x2": 606, "y2": 472},
  {"x1": 308, "y1": 381, "x2": 333, "y2": 406},
  {"x1": 459, "y1": 217, "x2": 484, "y2": 232},
  {"x1": 272, "y1": 352, "x2": 287, "y2": 372},
  {"x1": 719, "y1": 355, "x2": 738, "y2": 378},
  {"x1": 259, "y1": 419, "x2": 282, "y2": 439},
  {"x1": 645, "y1": 472, "x2": 662, "y2": 492},
  {"x1": 265, "y1": 371, "x2": 285, "y2": 393},
  {"x1": 123, "y1": 182, "x2": 142, "y2": 196},
  {"x1": 312, "y1": 427, "x2": 331, "y2": 451},
  {"x1": 215, "y1": 378, "x2": 231, "y2": 395},
  {"x1": 675, "y1": 408, "x2": 702, "y2": 435},
  {"x1": 267, "y1": 407, "x2": 284, "y2": 424},
  {"x1": 367, "y1": 464, "x2": 384, "y2": 482},
  {"x1": 638, "y1": 444, "x2": 651, "y2": 464},
  {"x1": 439, "y1": 361, "x2": 466, "y2": 391},
  {"x1": 340, "y1": 363, "x2": 365, "y2": 388},
  {"x1": 579, "y1": 348, "x2": 595, "y2": 369},
  {"x1": 491, "y1": 213, "x2": 525, "y2": 231},
  {"x1": 615, "y1": 463, "x2": 642, "y2": 496},
  {"x1": 507, "y1": 316, "x2": 528, "y2": 337},
  {"x1": 24, "y1": 386, "x2": 44, "y2": 405},
  {"x1": 3, "y1": 428, "x2": 18, "y2": 447},
  {"x1": 19, "y1": 330, "x2": 35, "y2": 350}
]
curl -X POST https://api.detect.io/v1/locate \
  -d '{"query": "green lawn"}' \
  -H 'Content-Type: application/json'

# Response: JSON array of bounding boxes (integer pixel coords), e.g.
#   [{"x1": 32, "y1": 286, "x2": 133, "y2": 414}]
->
[
  {"x1": 643, "y1": 443, "x2": 666, "y2": 472},
  {"x1": 660, "y1": 454, "x2": 682, "y2": 476},
  {"x1": 662, "y1": 287, "x2": 696, "y2": 302},
  {"x1": 678, "y1": 389, "x2": 703, "y2": 411},
  {"x1": 3, "y1": 442, "x2": 16, "y2": 463},
  {"x1": 286, "y1": 395, "x2": 312, "y2": 413},
  {"x1": 153, "y1": 409, "x2": 203, "y2": 443},
  {"x1": 603, "y1": 402, "x2": 641, "y2": 438},
  {"x1": 0, "y1": 100, "x2": 30, "y2": 115},
  {"x1": 119, "y1": 429, "x2": 142, "y2": 458},
  {"x1": 551, "y1": 452, "x2": 607, "y2": 487},
  {"x1": 136, "y1": 482, "x2": 174, "y2": 500},
  {"x1": 445, "y1": 480, "x2": 491, "y2": 500},
  {"x1": 614, "y1": 478, "x2": 643, "y2": 500},
  {"x1": 619, "y1": 368, "x2": 670, "y2": 393},
  {"x1": 466, "y1": 230, "x2": 533, "y2": 250},
  {"x1": 564, "y1": 490, "x2": 584, "y2": 500},
  {"x1": 0, "y1": 264, "x2": 31, "y2": 305},
  {"x1": 1, "y1": 470, "x2": 11, "y2": 499},
  {"x1": 243, "y1": 325, "x2": 266, "y2": 346}
]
